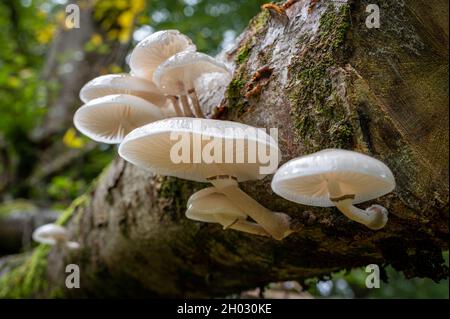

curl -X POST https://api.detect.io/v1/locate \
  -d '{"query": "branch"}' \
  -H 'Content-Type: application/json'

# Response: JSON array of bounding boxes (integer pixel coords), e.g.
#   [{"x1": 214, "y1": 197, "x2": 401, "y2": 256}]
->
[{"x1": 0, "y1": 0, "x2": 448, "y2": 298}]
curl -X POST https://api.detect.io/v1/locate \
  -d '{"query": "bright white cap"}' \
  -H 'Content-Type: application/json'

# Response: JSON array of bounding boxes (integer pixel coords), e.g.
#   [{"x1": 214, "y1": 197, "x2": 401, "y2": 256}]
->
[
  {"x1": 74, "y1": 94, "x2": 164, "y2": 144},
  {"x1": 118, "y1": 117, "x2": 280, "y2": 182},
  {"x1": 79, "y1": 73, "x2": 167, "y2": 107},
  {"x1": 129, "y1": 30, "x2": 196, "y2": 81},
  {"x1": 186, "y1": 187, "x2": 246, "y2": 223},
  {"x1": 271, "y1": 149, "x2": 396, "y2": 207},
  {"x1": 153, "y1": 51, "x2": 230, "y2": 95},
  {"x1": 32, "y1": 224, "x2": 69, "y2": 245}
]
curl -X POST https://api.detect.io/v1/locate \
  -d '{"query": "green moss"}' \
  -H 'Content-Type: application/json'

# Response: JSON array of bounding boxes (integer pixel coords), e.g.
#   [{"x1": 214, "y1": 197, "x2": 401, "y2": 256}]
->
[
  {"x1": 235, "y1": 43, "x2": 252, "y2": 65},
  {"x1": 252, "y1": 10, "x2": 270, "y2": 32},
  {"x1": 319, "y1": 4, "x2": 350, "y2": 48},
  {"x1": 224, "y1": 8, "x2": 272, "y2": 117},
  {"x1": 0, "y1": 245, "x2": 51, "y2": 298},
  {"x1": 287, "y1": 4, "x2": 354, "y2": 152},
  {"x1": 158, "y1": 176, "x2": 206, "y2": 220},
  {"x1": 56, "y1": 192, "x2": 90, "y2": 226},
  {"x1": 226, "y1": 71, "x2": 249, "y2": 115}
]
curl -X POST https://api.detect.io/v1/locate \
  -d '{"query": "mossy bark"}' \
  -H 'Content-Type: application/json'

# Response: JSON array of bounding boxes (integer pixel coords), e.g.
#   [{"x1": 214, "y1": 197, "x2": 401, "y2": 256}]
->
[{"x1": 0, "y1": 0, "x2": 448, "y2": 298}]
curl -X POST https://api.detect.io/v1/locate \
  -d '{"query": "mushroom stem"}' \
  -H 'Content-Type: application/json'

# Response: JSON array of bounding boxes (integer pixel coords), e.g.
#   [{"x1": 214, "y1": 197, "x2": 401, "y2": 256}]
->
[
  {"x1": 180, "y1": 95, "x2": 194, "y2": 117},
  {"x1": 327, "y1": 179, "x2": 388, "y2": 230},
  {"x1": 168, "y1": 96, "x2": 183, "y2": 116},
  {"x1": 210, "y1": 178, "x2": 292, "y2": 240},
  {"x1": 334, "y1": 199, "x2": 388, "y2": 230},
  {"x1": 214, "y1": 214, "x2": 270, "y2": 237},
  {"x1": 188, "y1": 88, "x2": 205, "y2": 118},
  {"x1": 53, "y1": 238, "x2": 80, "y2": 250},
  {"x1": 231, "y1": 220, "x2": 271, "y2": 237}
]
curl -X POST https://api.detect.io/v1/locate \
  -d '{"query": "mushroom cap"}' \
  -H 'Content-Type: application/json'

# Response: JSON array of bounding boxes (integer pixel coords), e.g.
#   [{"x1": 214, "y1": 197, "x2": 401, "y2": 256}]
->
[
  {"x1": 186, "y1": 187, "x2": 246, "y2": 223},
  {"x1": 129, "y1": 30, "x2": 196, "y2": 81},
  {"x1": 153, "y1": 51, "x2": 230, "y2": 95},
  {"x1": 271, "y1": 149, "x2": 396, "y2": 207},
  {"x1": 74, "y1": 94, "x2": 164, "y2": 144},
  {"x1": 118, "y1": 117, "x2": 280, "y2": 182},
  {"x1": 79, "y1": 73, "x2": 167, "y2": 107},
  {"x1": 32, "y1": 224, "x2": 69, "y2": 245}
]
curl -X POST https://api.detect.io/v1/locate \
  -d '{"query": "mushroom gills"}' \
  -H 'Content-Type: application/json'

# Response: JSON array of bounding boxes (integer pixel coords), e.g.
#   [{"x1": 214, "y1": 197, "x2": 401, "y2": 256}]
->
[
  {"x1": 118, "y1": 117, "x2": 291, "y2": 240},
  {"x1": 186, "y1": 187, "x2": 270, "y2": 237},
  {"x1": 271, "y1": 149, "x2": 395, "y2": 231}
]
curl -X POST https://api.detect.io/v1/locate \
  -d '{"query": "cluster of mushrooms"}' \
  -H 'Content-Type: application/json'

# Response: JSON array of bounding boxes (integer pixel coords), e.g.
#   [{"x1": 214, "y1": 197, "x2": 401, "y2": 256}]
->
[{"x1": 32, "y1": 30, "x2": 396, "y2": 246}]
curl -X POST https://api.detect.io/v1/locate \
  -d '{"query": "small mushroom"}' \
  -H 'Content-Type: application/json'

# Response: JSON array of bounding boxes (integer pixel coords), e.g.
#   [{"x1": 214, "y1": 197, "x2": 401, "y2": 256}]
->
[
  {"x1": 79, "y1": 74, "x2": 167, "y2": 107},
  {"x1": 129, "y1": 30, "x2": 196, "y2": 81},
  {"x1": 32, "y1": 224, "x2": 80, "y2": 249},
  {"x1": 79, "y1": 74, "x2": 177, "y2": 117},
  {"x1": 271, "y1": 149, "x2": 396, "y2": 230},
  {"x1": 153, "y1": 51, "x2": 231, "y2": 118},
  {"x1": 186, "y1": 187, "x2": 270, "y2": 237},
  {"x1": 119, "y1": 117, "x2": 292, "y2": 240},
  {"x1": 74, "y1": 94, "x2": 164, "y2": 144}
]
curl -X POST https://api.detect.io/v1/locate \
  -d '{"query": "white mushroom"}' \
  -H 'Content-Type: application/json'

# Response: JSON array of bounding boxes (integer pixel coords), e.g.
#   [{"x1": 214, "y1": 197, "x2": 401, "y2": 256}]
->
[
  {"x1": 153, "y1": 52, "x2": 231, "y2": 118},
  {"x1": 118, "y1": 117, "x2": 292, "y2": 240},
  {"x1": 271, "y1": 149, "x2": 396, "y2": 230},
  {"x1": 79, "y1": 73, "x2": 167, "y2": 108},
  {"x1": 32, "y1": 224, "x2": 80, "y2": 249},
  {"x1": 129, "y1": 30, "x2": 196, "y2": 81},
  {"x1": 74, "y1": 94, "x2": 164, "y2": 144},
  {"x1": 187, "y1": 187, "x2": 270, "y2": 237}
]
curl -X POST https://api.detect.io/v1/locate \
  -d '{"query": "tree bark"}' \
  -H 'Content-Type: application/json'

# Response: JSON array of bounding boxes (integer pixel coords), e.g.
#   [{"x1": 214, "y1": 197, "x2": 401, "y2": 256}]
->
[{"x1": 0, "y1": 0, "x2": 448, "y2": 298}]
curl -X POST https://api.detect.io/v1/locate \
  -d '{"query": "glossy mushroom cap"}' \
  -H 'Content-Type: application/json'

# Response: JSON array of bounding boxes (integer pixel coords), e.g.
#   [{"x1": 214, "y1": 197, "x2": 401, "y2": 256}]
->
[
  {"x1": 271, "y1": 149, "x2": 396, "y2": 207},
  {"x1": 118, "y1": 117, "x2": 280, "y2": 182},
  {"x1": 129, "y1": 30, "x2": 196, "y2": 81},
  {"x1": 32, "y1": 224, "x2": 69, "y2": 245},
  {"x1": 186, "y1": 187, "x2": 246, "y2": 223},
  {"x1": 79, "y1": 74, "x2": 167, "y2": 107},
  {"x1": 74, "y1": 94, "x2": 164, "y2": 144},
  {"x1": 153, "y1": 51, "x2": 230, "y2": 95}
]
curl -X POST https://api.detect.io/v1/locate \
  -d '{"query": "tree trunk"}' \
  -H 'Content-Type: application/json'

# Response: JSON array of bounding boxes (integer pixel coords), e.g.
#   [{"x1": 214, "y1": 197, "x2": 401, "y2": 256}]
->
[{"x1": 0, "y1": 0, "x2": 448, "y2": 298}]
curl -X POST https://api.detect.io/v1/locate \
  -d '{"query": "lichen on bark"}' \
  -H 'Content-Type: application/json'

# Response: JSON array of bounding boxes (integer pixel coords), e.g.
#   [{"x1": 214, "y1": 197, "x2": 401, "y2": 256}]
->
[
  {"x1": 0, "y1": 245, "x2": 50, "y2": 298},
  {"x1": 287, "y1": 4, "x2": 354, "y2": 153},
  {"x1": 225, "y1": 10, "x2": 271, "y2": 117}
]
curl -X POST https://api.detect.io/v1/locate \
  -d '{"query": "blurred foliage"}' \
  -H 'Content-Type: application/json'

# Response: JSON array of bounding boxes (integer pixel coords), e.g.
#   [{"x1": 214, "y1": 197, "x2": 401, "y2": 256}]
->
[
  {"x1": 307, "y1": 252, "x2": 449, "y2": 298},
  {"x1": 47, "y1": 176, "x2": 86, "y2": 203},
  {"x1": 0, "y1": 0, "x2": 53, "y2": 200},
  {"x1": 62, "y1": 128, "x2": 86, "y2": 149},
  {"x1": 94, "y1": 0, "x2": 146, "y2": 43},
  {"x1": 0, "y1": 199, "x2": 35, "y2": 217},
  {"x1": 38, "y1": 146, "x2": 113, "y2": 208},
  {"x1": 136, "y1": 0, "x2": 267, "y2": 55},
  {"x1": 0, "y1": 0, "x2": 48, "y2": 140}
]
